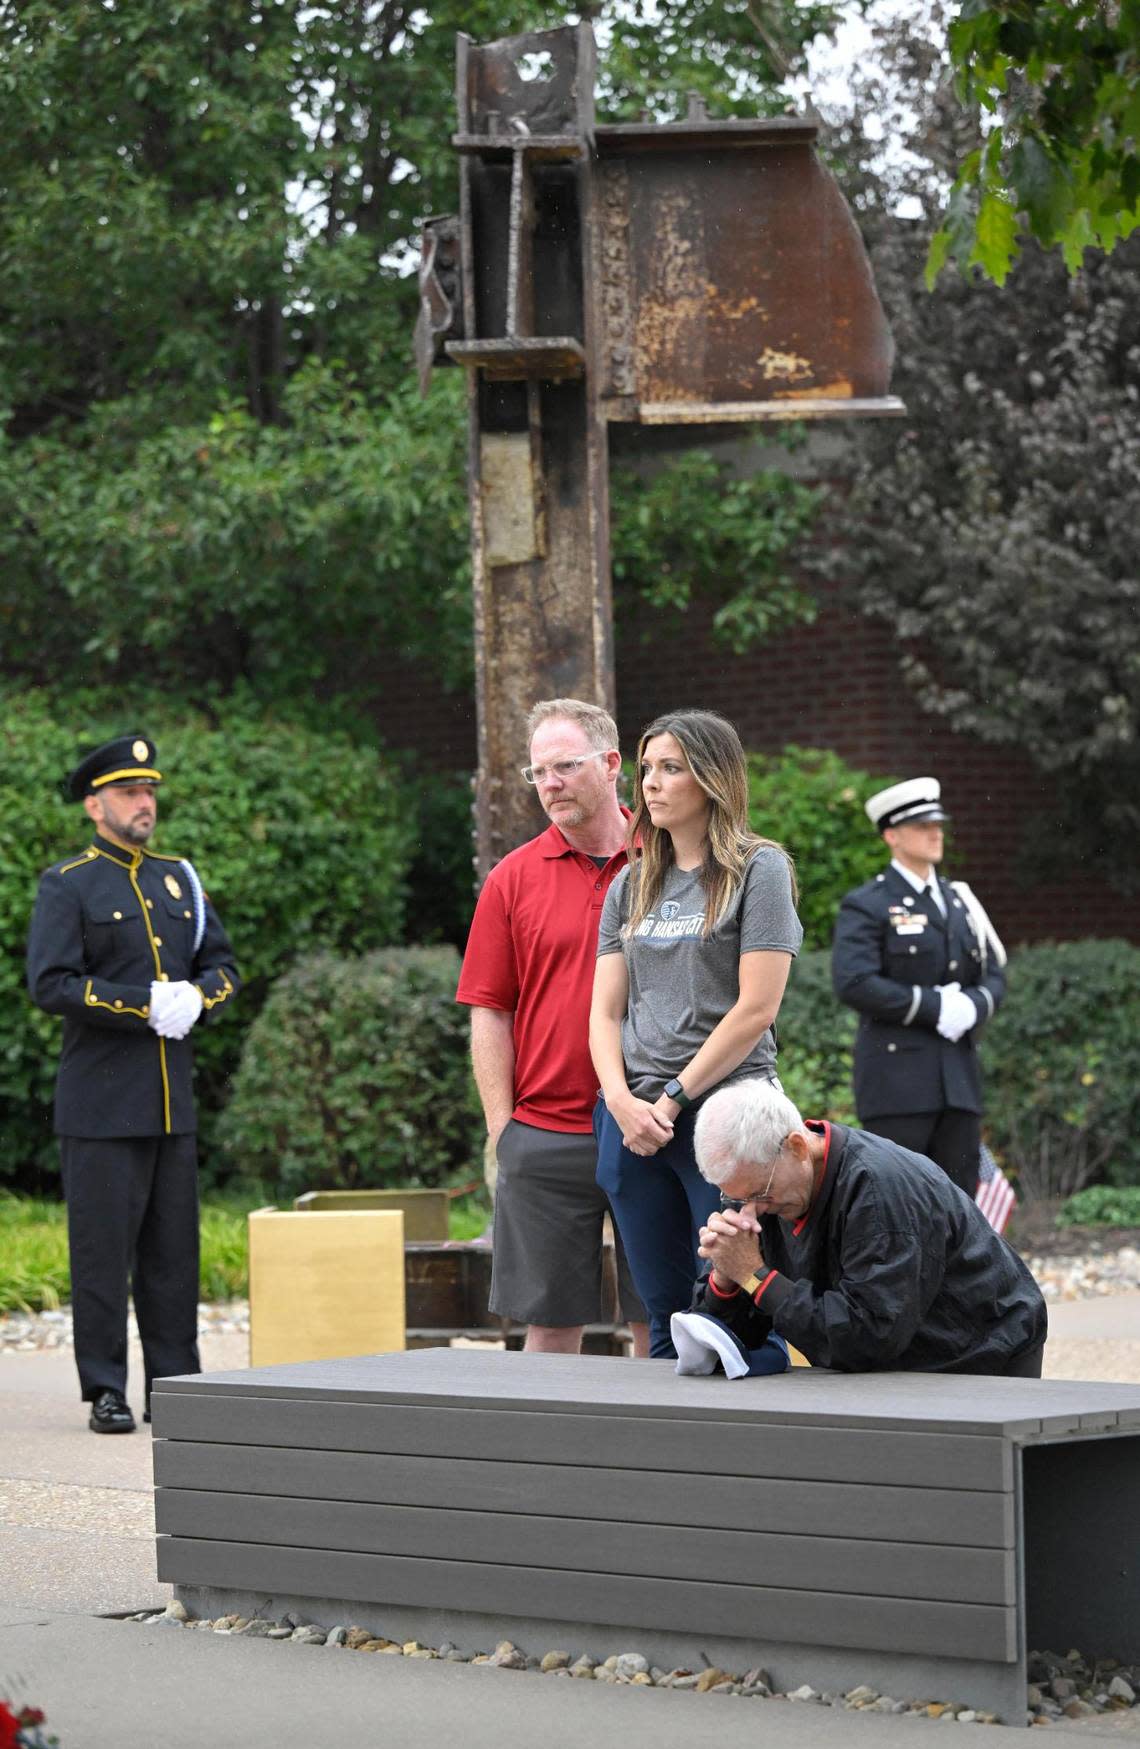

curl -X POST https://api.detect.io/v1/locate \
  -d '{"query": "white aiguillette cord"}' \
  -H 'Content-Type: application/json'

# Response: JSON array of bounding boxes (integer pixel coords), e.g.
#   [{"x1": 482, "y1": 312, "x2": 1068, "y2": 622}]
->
[{"x1": 950, "y1": 881, "x2": 1008, "y2": 975}]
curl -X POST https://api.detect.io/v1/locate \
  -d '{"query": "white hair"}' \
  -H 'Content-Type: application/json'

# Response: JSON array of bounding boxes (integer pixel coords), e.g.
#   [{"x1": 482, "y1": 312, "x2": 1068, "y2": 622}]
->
[{"x1": 694, "y1": 1078, "x2": 807, "y2": 1187}]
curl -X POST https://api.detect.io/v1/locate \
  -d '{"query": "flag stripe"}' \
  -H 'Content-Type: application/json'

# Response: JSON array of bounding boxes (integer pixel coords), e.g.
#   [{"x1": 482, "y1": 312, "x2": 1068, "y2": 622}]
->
[{"x1": 975, "y1": 1164, "x2": 1016, "y2": 1235}]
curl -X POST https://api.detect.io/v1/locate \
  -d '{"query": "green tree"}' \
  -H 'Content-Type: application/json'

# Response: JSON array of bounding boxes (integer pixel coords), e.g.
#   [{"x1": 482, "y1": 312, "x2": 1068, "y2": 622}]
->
[
  {"x1": 933, "y1": 0, "x2": 1140, "y2": 285},
  {"x1": 813, "y1": 5, "x2": 1140, "y2": 890},
  {"x1": 0, "y1": 0, "x2": 840, "y2": 711},
  {"x1": 611, "y1": 437, "x2": 822, "y2": 655}
]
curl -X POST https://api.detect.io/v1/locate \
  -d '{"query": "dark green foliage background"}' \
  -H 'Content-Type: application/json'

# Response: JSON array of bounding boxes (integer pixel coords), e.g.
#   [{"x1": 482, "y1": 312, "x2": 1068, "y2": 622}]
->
[
  {"x1": 1, "y1": 687, "x2": 414, "y2": 1185},
  {"x1": 217, "y1": 947, "x2": 482, "y2": 1194},
  {"x1": 980, "y1": 939, "x2": 1140, "y2": 1198},
  {"x1": 747, "y1": 747, "x2": 896, "y2": 950},
  {"x1": 773, "y1": 949, "x2": 858, "y2": 1127}
]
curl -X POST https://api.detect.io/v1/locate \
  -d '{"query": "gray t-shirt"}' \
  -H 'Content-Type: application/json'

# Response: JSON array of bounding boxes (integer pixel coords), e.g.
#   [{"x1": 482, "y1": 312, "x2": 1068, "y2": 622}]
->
[{"x1": 596, "y1": 847, "x2": 803, "y2": 1099}]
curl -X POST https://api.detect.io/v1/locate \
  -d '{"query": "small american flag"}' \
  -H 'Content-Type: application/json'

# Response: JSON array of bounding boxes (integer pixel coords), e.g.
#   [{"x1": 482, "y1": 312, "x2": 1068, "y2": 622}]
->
[{"x1": 975, "y1": 1143, "x2": 1016, "y2": 1235}]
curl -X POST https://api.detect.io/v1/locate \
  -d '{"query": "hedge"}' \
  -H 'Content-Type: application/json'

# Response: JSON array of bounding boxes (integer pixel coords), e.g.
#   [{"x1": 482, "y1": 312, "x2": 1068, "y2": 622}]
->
[
  {"x1": 773, "y1": 948, "x2": 858, "y2": 1125},
  {"x1": 746, "y1": 746, "x2": 897, "y2": 950},
  {"x1": 0, "y1": 686, "x2": 415, "y2": 1185},
  {"x1": 980, "y1": 939, "x2": 1140, "y2": 1199},
  {"x1": 217, "y1": 946, "x2": 481, "y2": 1196}
]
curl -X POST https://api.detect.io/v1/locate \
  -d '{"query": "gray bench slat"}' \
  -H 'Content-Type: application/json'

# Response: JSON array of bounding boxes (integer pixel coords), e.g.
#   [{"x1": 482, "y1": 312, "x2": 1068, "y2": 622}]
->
[
  {"x1": 155, "y1": 1353, "x2": 1140, "y2": 1435},
  {"x1": 156, "y1": 1490, "x2": 1015, "y2": 1604},
  {"x1": 152, "y1": 1399, "x2": 1012, "y2": 1492},
  {"x1": 157, "y1": 1536, "x2": 1016, "y2": 1662},
  {"x1": 153, "y1": 1445, "x2": 1014, "y2": 1546}
]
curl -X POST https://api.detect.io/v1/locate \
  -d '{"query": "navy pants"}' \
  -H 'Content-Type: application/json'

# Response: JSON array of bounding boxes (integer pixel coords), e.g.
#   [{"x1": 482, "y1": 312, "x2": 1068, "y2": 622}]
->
[
  {"x1": 60, "y1": 1133, "x2": 201, "y2": 1405},
  {"x1": 595, "y1": 1099, "x2": 721, "y2": 1359}
]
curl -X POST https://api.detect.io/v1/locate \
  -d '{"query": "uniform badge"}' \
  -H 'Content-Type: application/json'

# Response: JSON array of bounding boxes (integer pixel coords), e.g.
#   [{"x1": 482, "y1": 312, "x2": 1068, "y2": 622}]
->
[
  {"x1": 132, "y1": 739, "x2": 149, "y2": 761},
  {"x1": 164, "y1": 873, "x2": 183, "y2": 900}
]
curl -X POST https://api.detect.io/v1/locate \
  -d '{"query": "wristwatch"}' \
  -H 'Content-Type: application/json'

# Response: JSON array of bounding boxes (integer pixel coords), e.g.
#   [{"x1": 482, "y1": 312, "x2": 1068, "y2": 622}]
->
[
  {"x1": 662, "y1": 1078, "x2": 691, "y2": 1108},
  {"x1": 740, "y1": 1272, "x2": 766, "y2": 1297}
]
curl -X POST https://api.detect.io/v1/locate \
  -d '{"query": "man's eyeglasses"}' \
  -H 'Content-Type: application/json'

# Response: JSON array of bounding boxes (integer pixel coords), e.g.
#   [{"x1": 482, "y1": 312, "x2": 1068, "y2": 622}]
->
[
  {"x1": 719, "y1": 1153, "x2": 780, "y2": 1213},
  {"x1": 521, "y1": 751, "x2": 611, "y2": 786}
]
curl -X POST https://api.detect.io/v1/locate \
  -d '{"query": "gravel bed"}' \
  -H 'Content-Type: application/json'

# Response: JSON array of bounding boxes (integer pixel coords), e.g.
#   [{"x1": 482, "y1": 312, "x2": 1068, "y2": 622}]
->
[
  {"x1": 0, "y1": 1301, "x2": 249, "y2": 1353},
  {"x1": 1024, "y1": 1247, "x2": 1140, "y2": 1302},
  {"x1": 5, "y1": 1247, "x2": 1140, "y2": 1351},
  {"x1": 126, "y1": 1607, "x2": 1140, "y2": 1727}
]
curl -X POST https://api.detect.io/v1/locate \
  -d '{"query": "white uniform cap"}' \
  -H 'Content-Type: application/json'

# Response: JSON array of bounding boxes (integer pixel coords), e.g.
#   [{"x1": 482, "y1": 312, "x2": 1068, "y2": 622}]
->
[{"x1": 865, "y1": 777, "x2": 948, "y2": 831}]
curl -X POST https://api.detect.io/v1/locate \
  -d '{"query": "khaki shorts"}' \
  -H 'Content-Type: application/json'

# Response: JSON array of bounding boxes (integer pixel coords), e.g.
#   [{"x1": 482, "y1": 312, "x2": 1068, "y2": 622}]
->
[{"x1": 489, "y1": 1120, "x2": 647, "y2": 1328}]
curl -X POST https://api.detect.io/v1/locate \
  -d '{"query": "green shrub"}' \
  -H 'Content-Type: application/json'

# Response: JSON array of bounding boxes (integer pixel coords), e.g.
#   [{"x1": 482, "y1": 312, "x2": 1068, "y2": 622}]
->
[
  {"x1": 217, "y1": 946, "x2": 482, "y2": 1196},
  {"x1": 773, "y1": 948, "x2": 858, "y2": 1124},
  {"x1": 0, "y1": 686, "x2": 414, "y2": 1186},
  {"x1": 981, "y1": 939, "x2": 1140, "y2": 1199},
  {"x1": 1058, "y1": 1185, "x2": 1140, "y2": 1229},
  {"x1": 746, "y1": 747, "x2": 897, "y2": 949}
]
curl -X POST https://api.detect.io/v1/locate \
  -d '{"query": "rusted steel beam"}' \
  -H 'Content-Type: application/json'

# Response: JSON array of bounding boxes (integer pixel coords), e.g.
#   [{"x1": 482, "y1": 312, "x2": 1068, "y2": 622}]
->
[{"x1": 416, "y1": 23, "x2": 903, "y2": 880}]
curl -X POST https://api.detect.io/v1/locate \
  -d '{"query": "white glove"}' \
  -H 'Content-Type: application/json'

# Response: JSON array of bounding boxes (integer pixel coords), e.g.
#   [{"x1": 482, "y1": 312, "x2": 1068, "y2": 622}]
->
[
  {"x1": 936, "y1": 982, "x2": 977, "y2": 1042},
  {"x1": 149, "y1": 980, "x2": 203, "y2": 1039}
]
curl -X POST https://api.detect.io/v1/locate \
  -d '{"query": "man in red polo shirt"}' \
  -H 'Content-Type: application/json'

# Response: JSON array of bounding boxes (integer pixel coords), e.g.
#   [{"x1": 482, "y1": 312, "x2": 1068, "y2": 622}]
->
[{"x1": 456, "y1": 699, "x2": 647, "y2": 1355}]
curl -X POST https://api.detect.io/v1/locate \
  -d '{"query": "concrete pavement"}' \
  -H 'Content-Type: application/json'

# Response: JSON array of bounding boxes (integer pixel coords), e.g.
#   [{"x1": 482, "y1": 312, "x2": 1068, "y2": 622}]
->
[{"x1": 4, "y1": 1305, "x2": 1140, "y2": 1743}]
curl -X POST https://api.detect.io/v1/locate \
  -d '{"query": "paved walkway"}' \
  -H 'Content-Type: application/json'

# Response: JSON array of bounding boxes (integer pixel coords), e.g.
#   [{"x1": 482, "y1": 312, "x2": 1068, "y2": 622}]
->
[{"x1": 3, "y1": 1307, "x2": 1139, "y2": 1744}]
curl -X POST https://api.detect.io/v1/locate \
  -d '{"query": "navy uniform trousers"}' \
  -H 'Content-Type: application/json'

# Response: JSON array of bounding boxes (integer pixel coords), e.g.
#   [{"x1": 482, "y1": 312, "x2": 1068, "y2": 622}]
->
[
  {"x1": 831, "y1": 867, "x2": 1005, "y2": 1196},
  {"x1": 27, "y1": 833, "x2": 239, "y2": 1404}
]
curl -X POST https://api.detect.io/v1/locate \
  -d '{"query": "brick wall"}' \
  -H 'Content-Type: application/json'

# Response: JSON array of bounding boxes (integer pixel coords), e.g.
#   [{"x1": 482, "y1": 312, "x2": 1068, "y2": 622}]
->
[{"x1": 364, "y1": 598, "x2": 1139, "y2": 946}]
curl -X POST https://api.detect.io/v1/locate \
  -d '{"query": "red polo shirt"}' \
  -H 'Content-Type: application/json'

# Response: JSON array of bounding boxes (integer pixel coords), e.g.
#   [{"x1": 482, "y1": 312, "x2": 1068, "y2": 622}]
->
[{"x1": 455, "y1": 821, "x2": 629, "y2": 1133}]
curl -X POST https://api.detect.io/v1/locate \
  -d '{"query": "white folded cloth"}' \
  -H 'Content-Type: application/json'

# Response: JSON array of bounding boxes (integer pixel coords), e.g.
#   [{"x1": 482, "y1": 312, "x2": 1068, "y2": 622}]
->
[{"x1": 670, "y1": 1311, "x2": 749, "y2": 1379}]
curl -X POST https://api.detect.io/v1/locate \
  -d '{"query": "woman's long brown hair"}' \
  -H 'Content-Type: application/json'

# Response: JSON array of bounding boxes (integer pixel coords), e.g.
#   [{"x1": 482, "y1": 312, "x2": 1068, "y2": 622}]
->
[{"x1": 624, "y1": 710, "x2": 796, "y2": 940}]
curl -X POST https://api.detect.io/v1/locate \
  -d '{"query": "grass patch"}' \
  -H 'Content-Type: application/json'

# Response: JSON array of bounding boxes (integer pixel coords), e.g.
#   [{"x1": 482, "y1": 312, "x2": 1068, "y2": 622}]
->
[
  {"x1": 0, "y1": 1194, "x2": 71, "y2": 1313},
  {"x1": 0, "y1": 1185, "x2": 493, "y2": 1313}
]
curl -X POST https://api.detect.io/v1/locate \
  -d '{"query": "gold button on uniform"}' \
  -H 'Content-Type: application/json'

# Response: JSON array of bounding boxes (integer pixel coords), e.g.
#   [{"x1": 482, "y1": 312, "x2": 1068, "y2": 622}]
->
[
  {"x1": 159, "y1": 973, "x2": 169, "y2": 982},
  {"x1": 154, "y1": 937, "x2": 163, "y2": 947},
  {"x1": 184, "y1": 909, "x2": 191, "y2": 919},
  {"x1": 88, "y1": 993, "x2": 97, "y2": 1004},
  {"x1": 146, "y1": 899, "x2": 154, "y2": 909},
  {"x1": 113, "y1": 910, "x2": 122, "y2": 920},
  {"x1": 114, "y1": 1000, "x2": 123, "y2": 1009}
]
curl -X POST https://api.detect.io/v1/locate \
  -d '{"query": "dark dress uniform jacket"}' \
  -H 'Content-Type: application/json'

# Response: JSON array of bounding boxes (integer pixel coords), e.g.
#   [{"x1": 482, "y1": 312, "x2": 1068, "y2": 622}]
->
[
  {"x1": 26, "y1": 835, "x2": 240, "y2": 1138},
  {"x1": 693, "y1": 1124, "x2": 1046, "y2": 1373},
  {"x1": 831, "y1": 867, "x2": 1005, "y2": 1119}
]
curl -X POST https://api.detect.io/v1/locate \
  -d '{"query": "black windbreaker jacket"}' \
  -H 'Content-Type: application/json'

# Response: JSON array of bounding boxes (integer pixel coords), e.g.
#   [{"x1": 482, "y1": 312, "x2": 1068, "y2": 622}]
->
[{"x1": 693, "y1": 1123, "x2": 1046, "y2": 1373}]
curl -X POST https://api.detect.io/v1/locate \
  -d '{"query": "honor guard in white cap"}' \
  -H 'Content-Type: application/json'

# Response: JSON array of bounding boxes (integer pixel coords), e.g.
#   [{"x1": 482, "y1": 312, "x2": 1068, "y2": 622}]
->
[
  {"x1": 830, "y1": 776, "x2": 1006, "y2": 1196},
  {"x1": 26, "y1": 736, "x2": 240, "y2": 1435}
]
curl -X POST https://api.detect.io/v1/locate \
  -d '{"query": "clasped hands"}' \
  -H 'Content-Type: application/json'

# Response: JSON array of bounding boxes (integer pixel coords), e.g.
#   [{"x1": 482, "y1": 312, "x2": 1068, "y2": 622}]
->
[
  {"x1": 148, "y1": 979, "x2": 203, "y2": 1040},
  {"x1": 697, "y1": 1207, "x2": 765, "y2": 1291},
  {"x1": 613, "y1": 1091, "x2": 678, "y2": 1156},
  {"x1": 936, "y1": 982, "x2": 977, "y2": 1043}
]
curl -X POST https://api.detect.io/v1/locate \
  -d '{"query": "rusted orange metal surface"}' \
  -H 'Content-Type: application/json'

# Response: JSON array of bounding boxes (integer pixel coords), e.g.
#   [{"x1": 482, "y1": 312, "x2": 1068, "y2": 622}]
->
[{"x1": 594, "y1": 118, "x2": 899, "y2": 422}]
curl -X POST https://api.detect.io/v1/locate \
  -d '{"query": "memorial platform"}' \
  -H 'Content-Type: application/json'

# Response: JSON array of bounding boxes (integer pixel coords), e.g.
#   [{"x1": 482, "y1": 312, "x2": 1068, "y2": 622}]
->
[{"x1": 152, "y1": 1351, "x2": 1140, "y2": 1723}]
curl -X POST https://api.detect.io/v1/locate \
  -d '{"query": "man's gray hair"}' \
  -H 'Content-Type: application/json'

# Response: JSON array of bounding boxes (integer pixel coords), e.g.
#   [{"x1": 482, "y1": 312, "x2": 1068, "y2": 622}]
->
[
  {"x1": 525, "y1": 698, "x2": 619, "y2": 755},
  {"x1": 694, "y1": 1078, "x2": 807, "y2": 1187}
]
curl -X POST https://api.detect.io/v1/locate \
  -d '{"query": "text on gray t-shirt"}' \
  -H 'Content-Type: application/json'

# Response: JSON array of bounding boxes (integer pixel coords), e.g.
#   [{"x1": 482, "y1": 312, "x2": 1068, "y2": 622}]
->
[{"x1": 596, "y1": 846, "x2": 803, "y2": 1099}]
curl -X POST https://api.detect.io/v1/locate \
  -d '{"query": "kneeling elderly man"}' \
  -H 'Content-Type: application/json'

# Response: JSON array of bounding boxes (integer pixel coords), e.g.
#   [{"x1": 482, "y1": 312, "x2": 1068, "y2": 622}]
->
[{"x1": 677, "y1": 1078, "x2": 1046, "y2": 1377}]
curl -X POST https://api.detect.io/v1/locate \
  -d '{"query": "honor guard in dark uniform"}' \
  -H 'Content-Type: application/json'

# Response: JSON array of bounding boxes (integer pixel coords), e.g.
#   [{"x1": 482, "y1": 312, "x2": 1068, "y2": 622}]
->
[
  {"x1": 26, "y1": 736, "x2": 240, "y2": 1433},
  {"x1": 831, "y1": 777, "x2": 1006, "y2": 1196}
]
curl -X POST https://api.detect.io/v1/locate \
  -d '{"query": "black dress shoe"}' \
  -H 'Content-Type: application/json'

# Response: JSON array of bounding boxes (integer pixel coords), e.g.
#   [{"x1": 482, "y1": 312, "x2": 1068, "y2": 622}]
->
[{"x1": 89, "y1": 1390, "x2": 136, "y2": 1434}]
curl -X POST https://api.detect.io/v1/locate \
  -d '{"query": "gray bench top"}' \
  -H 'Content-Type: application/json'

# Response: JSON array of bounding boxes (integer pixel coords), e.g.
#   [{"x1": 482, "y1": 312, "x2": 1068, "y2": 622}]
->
[{"x1": 154, "y1": 1349, "x2": 1140, "y2": 1438}]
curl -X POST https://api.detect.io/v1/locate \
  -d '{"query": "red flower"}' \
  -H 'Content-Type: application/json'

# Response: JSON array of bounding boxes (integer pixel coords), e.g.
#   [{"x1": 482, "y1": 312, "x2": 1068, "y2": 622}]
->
[{"x1": 0, "y1": 1700, "x2": 22, "y2": 1749}]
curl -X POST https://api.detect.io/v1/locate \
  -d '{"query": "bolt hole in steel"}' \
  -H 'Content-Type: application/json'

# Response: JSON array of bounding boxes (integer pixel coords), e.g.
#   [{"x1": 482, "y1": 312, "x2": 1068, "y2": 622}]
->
[{"x1": 516, "y1": 51, "x2": 554, "y2": 82}]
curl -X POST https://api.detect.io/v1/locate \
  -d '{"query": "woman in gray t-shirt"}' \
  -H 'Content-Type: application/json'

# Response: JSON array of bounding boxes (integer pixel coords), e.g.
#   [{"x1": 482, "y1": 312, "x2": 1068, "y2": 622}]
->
[{"x1": 590, "y1": 710, "x2": 802, "y2": 1359}]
